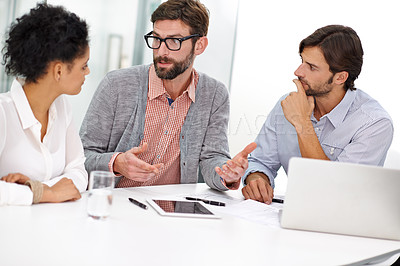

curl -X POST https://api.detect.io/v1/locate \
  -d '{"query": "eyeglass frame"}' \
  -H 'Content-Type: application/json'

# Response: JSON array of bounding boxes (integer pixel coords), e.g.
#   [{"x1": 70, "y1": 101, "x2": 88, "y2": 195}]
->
[{"x1": 144, "y1": 31, "x2": 201, "y2": 51}]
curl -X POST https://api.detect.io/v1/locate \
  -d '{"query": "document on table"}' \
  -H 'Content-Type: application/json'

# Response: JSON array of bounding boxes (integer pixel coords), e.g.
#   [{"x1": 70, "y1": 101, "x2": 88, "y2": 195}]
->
[
  {"x1": 183, "y1": 191, "x2": 283, "y2": 228},
  {"x1": 215, "y1": 199, "x2": 283, "y2": 228}
]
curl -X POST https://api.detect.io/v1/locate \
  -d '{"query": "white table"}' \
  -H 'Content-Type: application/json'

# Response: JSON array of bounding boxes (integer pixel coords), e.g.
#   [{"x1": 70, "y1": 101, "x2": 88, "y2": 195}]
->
[{"x1": 0, "y1": 183, "x2": 399, "y2": 266}]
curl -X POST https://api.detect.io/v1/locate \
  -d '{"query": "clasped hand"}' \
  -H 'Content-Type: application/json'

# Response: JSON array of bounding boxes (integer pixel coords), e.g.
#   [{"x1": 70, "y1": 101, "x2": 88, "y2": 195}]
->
[{"x1": 1, "y1": 174, "x2": 81, "y2": 203}]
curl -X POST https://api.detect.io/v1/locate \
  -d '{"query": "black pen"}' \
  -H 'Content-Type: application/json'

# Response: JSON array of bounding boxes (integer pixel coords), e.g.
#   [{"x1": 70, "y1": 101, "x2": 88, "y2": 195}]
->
[
  {"x1": 129, "y1": 198, "x2": 148, "y2": 210},
  {"x1": 185, "y1": 196, "x2": 226, "y2": 207},
  {"x1": 272, "y1": 198, "x2": 284, "y2": 204}
]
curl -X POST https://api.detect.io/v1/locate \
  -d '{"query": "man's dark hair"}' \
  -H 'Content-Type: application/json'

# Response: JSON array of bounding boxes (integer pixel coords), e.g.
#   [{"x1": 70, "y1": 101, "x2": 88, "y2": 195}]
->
[
  {"x1": 151, "y1": 0, "x2": 209, "y2": 37},
  {"x1": 2, "y1": 3, "x2": 89, "y2": 83},
  {"x1": 299, "y1": 25, "x2": 363, "y2": 91}
]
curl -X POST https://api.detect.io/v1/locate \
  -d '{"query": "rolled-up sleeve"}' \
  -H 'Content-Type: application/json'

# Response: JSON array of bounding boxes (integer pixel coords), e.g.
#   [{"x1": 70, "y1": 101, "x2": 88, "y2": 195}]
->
[{"x1": 0, "y1": 181, "x2": 33, "y2": 206}]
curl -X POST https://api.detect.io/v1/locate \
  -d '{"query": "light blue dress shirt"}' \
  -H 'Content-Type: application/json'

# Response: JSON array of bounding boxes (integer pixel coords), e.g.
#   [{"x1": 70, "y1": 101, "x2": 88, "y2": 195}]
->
[{"x1": 244, "y1": 89, "x2": 394, "y2": 188}]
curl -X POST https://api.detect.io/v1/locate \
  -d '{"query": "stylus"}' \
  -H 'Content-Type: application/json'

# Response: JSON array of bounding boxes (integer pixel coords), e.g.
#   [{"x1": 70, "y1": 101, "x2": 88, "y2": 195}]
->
[
  {"x1": 272, "y1": 198, "x2": 284, "y2": 204},
  {"x1": 185, "y1": 197, "x2": 226, "y2": 207},
  {"x1": 129, "y1": 198, "x2": 148, "y2": 210}
]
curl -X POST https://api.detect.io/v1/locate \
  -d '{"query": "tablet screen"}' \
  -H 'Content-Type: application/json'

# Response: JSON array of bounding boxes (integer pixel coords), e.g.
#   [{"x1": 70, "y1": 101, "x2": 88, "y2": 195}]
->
[{"x1": 153, "y1": 200, "x2": 213, "y2": 215}]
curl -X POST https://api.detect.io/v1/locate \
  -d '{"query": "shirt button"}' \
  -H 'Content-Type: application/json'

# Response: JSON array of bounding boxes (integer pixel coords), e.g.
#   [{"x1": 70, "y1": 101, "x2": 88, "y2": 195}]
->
[
  {"x1": 165, "y1": 130, "x2": 168, "y2": 135},
  {"x1": 182, "y1": 135, "x2": 184, "y2": 139},
  {"x1": 157, "y1": 155, "x2": 160, "y2": 159},
  {"x1": 171, "y1": 106, "x2": 174, "y2": 109},
  {"x1": 183, "y1": 162, "x2": 186, "y2": 166}
]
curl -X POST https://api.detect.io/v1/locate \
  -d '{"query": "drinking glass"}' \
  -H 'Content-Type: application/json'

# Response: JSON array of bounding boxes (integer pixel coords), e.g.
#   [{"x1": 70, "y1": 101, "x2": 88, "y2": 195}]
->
[{"x1": 87, "y1": 171, "x2": 114, "y2": 220}]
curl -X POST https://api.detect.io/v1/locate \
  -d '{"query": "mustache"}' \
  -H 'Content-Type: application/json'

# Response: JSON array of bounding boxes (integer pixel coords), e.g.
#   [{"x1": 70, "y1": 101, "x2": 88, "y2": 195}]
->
[
  {"x1": 298, "y1": 77, "x2": 308, "y2": 86},
  {"x1": 154, "y1": 56, "x2": 175, "y2": 64}
]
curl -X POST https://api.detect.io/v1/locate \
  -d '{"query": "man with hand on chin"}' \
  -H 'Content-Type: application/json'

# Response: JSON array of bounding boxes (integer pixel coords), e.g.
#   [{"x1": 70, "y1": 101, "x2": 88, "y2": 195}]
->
[
  {"x1": 80, "y1": 0, "x2": 255, "y2": 190},
  {"x1": 243, "y1": 25, "x2": 393, "y2": 204}
]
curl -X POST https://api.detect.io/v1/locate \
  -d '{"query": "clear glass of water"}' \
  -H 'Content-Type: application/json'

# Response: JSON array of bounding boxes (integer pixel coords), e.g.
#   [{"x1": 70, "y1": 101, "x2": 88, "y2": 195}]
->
[{"x1": 87, "y1": 171, "x2": 115, "y2": 220}]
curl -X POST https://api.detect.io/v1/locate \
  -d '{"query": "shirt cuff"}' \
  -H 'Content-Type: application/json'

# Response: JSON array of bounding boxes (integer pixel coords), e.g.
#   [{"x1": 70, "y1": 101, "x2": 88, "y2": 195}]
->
[
  {"x1": 109, "y1": 152, "x2": 122, "y2": 177},
  {"x1": 220, "y1": 177, "x2": 240, "y2": 190}
]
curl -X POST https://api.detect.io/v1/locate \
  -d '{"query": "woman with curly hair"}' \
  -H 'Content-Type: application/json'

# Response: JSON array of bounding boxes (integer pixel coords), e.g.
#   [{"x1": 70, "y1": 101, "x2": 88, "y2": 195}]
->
[{"x1": 0, "y1": 3, "x2": 90, "y2": 205}]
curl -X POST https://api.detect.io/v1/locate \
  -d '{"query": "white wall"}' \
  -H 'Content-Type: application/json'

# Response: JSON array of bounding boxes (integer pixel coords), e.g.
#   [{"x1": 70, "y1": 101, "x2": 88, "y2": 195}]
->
[{"x1": 47, "y1": 0, "x2": 139, "y2": 127}]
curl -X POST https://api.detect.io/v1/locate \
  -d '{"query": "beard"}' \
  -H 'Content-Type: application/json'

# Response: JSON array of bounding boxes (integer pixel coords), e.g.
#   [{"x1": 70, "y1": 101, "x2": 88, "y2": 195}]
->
[
  {"x1": 154, "y1": 47, "x2": 195, "y2": 80},
  {"x1": 300, "y1": 75, "x2": 334, "y2": 97}
]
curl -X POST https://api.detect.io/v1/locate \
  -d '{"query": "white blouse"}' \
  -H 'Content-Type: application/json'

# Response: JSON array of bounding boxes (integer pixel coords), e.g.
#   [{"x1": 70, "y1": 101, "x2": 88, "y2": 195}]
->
[
  {"x1": 0, "y1": 181, "x2": 32, "y2": 206},
  {"x1": 0, "y1": 79, "x2": 88, "y2": 192}
]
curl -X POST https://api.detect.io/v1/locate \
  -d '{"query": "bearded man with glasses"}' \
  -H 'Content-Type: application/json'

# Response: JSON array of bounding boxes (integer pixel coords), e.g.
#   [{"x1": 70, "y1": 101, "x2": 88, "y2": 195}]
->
[{"x1": 80, "y1": 0, "x2": 255, "y2": 190}]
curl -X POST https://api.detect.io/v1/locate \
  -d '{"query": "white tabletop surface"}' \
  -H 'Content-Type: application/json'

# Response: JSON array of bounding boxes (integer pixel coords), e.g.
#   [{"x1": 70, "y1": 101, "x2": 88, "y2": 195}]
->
[{"x1": 0, "y1": 183, "x2": 399, "y2": 266}]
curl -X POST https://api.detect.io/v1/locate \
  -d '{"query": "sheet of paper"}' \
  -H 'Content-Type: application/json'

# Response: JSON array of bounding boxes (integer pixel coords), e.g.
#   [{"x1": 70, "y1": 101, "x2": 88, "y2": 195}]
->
[
  {"x1": 213, "y1": 199, "x2": 283, "y2": 228},
  {"x1": 180, "y1": 191, "x2": 284, "y2": 228}
]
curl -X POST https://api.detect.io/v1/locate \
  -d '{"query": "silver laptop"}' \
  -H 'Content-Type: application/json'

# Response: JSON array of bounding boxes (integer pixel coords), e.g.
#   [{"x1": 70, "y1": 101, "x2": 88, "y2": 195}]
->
[{"x1": 280, "y1": 157, "x2": 400, "y2": 240}]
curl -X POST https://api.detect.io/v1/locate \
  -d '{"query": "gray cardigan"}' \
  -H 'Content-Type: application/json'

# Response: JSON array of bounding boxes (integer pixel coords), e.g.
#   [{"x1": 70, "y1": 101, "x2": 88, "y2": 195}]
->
[{"x1": 80, "y1": 64, "x2": 231, "y2": 191}]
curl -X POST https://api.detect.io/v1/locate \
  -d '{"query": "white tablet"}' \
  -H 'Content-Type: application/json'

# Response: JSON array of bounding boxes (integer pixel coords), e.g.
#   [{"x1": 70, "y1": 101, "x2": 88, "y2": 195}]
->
[{"x1": 147, "y1": 199, "x2": 220, "y2": 219}]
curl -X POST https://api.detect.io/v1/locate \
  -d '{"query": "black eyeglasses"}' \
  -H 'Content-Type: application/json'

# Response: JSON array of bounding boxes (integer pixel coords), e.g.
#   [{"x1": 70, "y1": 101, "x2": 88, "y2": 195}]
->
[{"x1": 144, "y1": 31, "x2": 200, "y2": 51}]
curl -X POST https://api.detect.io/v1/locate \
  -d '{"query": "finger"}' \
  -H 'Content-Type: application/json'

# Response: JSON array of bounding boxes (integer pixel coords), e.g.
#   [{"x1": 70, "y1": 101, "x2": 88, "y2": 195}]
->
[
  {"x1": 307, "y1": 95, "x2": 315, "y2": 108},
  {"x1": 293, "y1": 79, "x2": 305, "y2": 94},
  {"x1": 242, "y1": 187, "x2": 250, "y2": 200},
  {"x1": 236, "y1": 142, "x2": 257, "y2": 159},
  {"x1": 129, "y1": 171, "x2": 155, "y2": 180},
  {"x1": 244, "y1": 184, "x2": 257, "y2": 200},
  {"x1": 130, "y1": 142, "x2": 148, "y2": 155},
  {"x1": 258, "y1": 180, "x2": 273, "y2": 204},
  {"x1": 131, "y1": 172, "x2": 155, "y2": 182},
  {"x1": 267, "y1": 184, "x2": 274, "y2": 200},
  {"x1": 140, "y1": 142, "x2": 148, "y2": 153},
  {"x1": 3, "y1": 174, "x2": 18, "y2": 183},
  {"x1": 216, "y1": 164, "x2": 236, "y2": 179},
  {"x1": 227, "y1": 160, "x2": 247, "y2": 179},
  {"x1": 241, "y1": 159, "x2": 249, "y2": 170},
  {"x1": 132, "y1": 157, "x2": 159, "y2": 172},
  {"x1": 230, "y1": 158, "x2": 249, "y2": 170},
  {"x1": 217, "y1": 165, "x2": 231, "y2": 180},
  {"x1": 227, "y1": 160, "x2": 241, "y2": 170},
  {"x1": 132, "y1": 162, "x2": 163, "y2": 174},
  {"x1": 131, "y1": 168, "x2": 157, "y2": 175},
  {"x1": 215, "y1": 166, "x2": 223, "y2": 177},
  {"x1": 249, "y1": 180, "x2": 264, "y2": 202},
  {"x1": 1, "y1": 175, "x2": 10, "y2": 181},
  {"x1": 222, "y1": 164, "x2": 239, "y2": 180}
]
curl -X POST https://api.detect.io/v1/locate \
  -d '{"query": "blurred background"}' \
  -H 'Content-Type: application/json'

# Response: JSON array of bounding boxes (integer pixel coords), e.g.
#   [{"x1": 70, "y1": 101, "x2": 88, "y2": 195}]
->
[{"x1": 1, "y1": 0, "x2": 399, "y2": 194}]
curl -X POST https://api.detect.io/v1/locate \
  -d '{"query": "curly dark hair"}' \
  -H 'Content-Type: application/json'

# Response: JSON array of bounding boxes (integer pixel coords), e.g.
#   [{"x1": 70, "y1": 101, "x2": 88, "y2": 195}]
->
[{"x1": 1, "y1": 3, "x2": 89, "y2": 83}]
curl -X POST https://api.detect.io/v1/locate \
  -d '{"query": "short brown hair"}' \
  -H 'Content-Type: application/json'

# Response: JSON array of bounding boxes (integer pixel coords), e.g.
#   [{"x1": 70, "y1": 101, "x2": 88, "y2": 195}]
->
[
  {"x1": 151, "y1": 0, "x2": 209, "y2": 37},
  {"x1": 299, "y1": 25, "x2": 364, "y2": 91}
]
